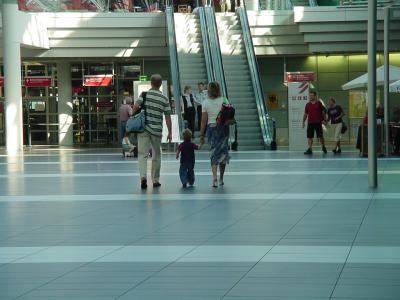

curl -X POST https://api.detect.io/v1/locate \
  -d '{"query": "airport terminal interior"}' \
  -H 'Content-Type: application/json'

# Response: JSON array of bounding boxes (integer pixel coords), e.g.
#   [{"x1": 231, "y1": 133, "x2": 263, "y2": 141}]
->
[{"x1": 1, "y1": 0, "x2": 400, "y2": 299}]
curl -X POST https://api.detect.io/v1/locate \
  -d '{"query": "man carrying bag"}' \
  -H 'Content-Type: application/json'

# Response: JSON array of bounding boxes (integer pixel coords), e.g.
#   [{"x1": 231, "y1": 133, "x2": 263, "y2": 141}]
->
[{"x1": 132, "y1": 74, "x2": 172, "y2": 190}]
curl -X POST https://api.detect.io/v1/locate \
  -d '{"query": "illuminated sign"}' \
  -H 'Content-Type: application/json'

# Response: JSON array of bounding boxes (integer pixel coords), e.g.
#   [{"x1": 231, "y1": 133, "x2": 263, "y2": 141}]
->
[{"x1": 84, "y1": 75, "x2": 113, "y2": 86}]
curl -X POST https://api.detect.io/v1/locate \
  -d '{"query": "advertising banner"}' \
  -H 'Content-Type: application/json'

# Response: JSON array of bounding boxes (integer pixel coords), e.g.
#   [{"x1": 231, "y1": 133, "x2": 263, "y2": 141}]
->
[
  {"x1": 96, "y1": 101, "x2": 114, "y2": 108},
  {"x1": 288, "y1": 81, "x2": 309, "y2": 151},
  {"x1": 24, "y1": 77, "x2": 52, "y2": 87},
  {"x1": 133, "y1": 80, "x2": 168, "y2": 99},
  {"x1": 162, "y1": 115, "x2": 181, "y2": 144},
  {"x1": 0, "y1": 77, "x2": 52, "y2": 87},
  {"x1": 287, "y1": 72, "x2": 315, "y2": 83},
  {"x1": 84, "y1": 75, "x2": 113, "y2": 87}
]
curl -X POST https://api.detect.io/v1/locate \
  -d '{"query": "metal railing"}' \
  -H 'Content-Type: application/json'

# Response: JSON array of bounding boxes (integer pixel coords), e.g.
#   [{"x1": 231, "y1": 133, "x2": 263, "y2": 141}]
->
[
  {"x1": 238, "y1": 5, "x2": 273, "y2": 148},
  {"x1": 204, "y1": 6, "x2": 228, "y2": 98},
  {"x1": 199, "y1": 7, "x2": 215, "y2": 82},
  {"x1": 165, "y1": 5, "x2": 184, "y2": 132},
  {"x1": 19, "y1": 0, "x2": 159, "y2": 12},
  {"x1": 339, "y1": 0, "x2": 398, "y2": 7}
]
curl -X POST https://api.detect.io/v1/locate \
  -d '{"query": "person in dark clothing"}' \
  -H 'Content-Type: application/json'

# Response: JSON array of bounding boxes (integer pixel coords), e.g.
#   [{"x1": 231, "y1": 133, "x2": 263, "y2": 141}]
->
[
  {"x1": 327, "y1": 97, "x2": 345, "y2": 154},
  {"x1": 392, "y1": 106, "x2": 400, "y2": 155},
  {"x1": 181, "y1": 86, "x2": 196, "y2": 133},
  {"x1": 176, "y1": 129, "x2": 201, "y2": 188},
  {"x1": 303, "y1": 91, "x2": 327, "y2": 155}
]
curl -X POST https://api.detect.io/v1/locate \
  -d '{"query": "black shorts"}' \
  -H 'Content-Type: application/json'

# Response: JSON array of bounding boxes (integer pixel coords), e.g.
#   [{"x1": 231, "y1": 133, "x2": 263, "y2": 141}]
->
[{"x1": 307, "y1": 123, "x2": 323, "y2": 139}]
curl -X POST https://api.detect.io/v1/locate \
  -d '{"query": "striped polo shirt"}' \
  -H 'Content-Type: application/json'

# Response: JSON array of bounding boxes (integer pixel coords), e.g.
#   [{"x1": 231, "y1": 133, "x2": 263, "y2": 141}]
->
[{"x1": 135, "y1": 89, "x2": 172, "y2": 137}]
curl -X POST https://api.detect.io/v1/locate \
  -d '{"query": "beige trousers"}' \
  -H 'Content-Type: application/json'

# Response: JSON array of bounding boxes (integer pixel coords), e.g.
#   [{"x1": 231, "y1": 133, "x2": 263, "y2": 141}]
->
[{"x1": 137, "y1": 131, "x2": 162, "y2": 183}]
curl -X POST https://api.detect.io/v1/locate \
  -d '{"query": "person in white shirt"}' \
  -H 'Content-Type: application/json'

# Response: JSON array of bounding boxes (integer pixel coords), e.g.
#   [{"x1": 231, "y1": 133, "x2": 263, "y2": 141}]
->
[
  {"x1": 194, "y1": 82, "x2": 207, "y2": 131},
  {"x1": 181, "y1": 86, "x2": 196, "y2": 133},
  {"x1": 199, "y1": 82, "x2": 230, "y2": 188}
]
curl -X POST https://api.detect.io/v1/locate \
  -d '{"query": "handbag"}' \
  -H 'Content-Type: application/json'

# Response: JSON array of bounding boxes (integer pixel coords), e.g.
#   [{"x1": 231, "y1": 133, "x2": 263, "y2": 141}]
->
[
  {"x1": 126, "y1": 92, "x2": 146, "y2": 133},
  {"x1": 216, "y1": 97, "x2": 236, "y2": 126},
  {"x1": 341, "y1": 121, "x2": 348, "y2": 134}
]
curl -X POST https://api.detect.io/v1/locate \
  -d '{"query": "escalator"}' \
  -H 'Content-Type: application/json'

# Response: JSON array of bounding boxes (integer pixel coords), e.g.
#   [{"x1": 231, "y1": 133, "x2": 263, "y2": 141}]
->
[
  {"x1": 166, "y1": 5, "x2": 273, "y2": 149},
  {"x1": 166, "y1": 7, "x2": 211, "y2": 132},
  {"x1": 215, "y1": 9, "x2": 272, "y2": 150}
]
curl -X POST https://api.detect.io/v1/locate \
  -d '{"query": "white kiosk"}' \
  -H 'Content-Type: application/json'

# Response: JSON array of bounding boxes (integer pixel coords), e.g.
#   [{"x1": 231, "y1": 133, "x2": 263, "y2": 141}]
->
[
  {"x1": 287, "y1": 72, "x2": 314, "y2": 151},
  {"x1": 133, "y1": 80, "x2": 181, "y2": 144}
]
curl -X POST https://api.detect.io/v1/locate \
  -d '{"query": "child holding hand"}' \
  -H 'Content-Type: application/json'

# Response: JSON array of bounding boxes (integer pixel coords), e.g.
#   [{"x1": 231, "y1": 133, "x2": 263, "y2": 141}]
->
[{"x1": 176, "y1": 129, "x2": 201, "y2": 188}]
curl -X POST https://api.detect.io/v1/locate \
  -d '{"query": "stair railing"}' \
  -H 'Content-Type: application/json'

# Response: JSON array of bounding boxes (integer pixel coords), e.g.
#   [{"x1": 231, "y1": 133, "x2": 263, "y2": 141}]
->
[
  {"x1": 204, "y1": 6, "x2": 229, "y2": 98},
  {"x1": 237, "y1": 5, "x2": 274, "y2": 148},
  {"x1": 199, "y1": 7, "x2": 215, "y2": 82},
  {"x1": 165, "y1": 5, "x2": 184, "y2": 132}
]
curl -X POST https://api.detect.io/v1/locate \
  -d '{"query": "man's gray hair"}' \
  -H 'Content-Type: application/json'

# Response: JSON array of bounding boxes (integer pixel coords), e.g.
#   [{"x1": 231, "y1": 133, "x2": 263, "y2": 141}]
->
[
  {"x1": 124, "y1": 97, "x2": 132, "y2": 104},
  {"x1": 151, "y1": 74, "x2": 162, "y2": 89}
]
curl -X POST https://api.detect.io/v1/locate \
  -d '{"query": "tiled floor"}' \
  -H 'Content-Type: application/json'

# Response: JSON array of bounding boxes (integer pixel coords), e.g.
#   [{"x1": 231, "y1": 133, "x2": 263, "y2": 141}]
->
[{"x1": 0, "y1": 148, "x2": 399, "y2": 299}]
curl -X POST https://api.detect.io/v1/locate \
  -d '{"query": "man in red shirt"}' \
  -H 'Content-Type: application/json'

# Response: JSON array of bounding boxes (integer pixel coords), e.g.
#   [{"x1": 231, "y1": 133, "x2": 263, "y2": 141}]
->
[{"x1": 302, "y1": 91, "x2": 327, "y2": 155}]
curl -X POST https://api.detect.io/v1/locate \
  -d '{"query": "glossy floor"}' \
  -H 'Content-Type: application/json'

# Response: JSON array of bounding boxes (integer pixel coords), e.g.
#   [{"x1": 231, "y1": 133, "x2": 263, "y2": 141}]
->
[{"x1": 0, "y1": 148, "x2": 399, "y2": 299}]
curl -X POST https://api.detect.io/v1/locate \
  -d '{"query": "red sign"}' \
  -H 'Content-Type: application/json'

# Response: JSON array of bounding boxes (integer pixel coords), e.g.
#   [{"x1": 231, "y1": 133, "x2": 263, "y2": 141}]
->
[
  {"x1": 286, "y1": 72, "x2": 315, "y2": 83},
  {"x1": 0, "y1": 77, "x2": 3, "y2": 87},
  {"x1": 84, "y1": 75, "x2": 113, "y2": 87},
  {"x1": 24, "y1": 77, "x2": 52, "y2": 87},
  {"x1": 96, "y1": 101, "x2": 114, "y2": 108},
  {"x1": 72, "y1": 87, "x2": 85, "y2": 94}
]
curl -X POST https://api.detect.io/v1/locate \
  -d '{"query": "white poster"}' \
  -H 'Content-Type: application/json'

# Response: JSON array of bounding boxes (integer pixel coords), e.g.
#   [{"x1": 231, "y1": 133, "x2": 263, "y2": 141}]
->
[
  {"x1": 133, "y1": 80, "x2": 180, "y2": 143},
  {"x1": 161, "y1": 115, "x2": 181, "y2": 144},
  {"x1": 133, "y1": 80, "x2": 168, "y2": 99},
  {"x1": 288, "y1": 81, "x2": 309, "y2": 151}
]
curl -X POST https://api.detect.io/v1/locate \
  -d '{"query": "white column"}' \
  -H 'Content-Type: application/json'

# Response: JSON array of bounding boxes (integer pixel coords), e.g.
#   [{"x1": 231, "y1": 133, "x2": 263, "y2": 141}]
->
[
  {"x1": 57, "y1": 62, "x2": 73, "y2": 146},
  {"x1": 367, "y1": 0, "x2": 377, "y2": 188},
  {"x1": 2, "y1": 2, "x2": 23, "y2": 154}
]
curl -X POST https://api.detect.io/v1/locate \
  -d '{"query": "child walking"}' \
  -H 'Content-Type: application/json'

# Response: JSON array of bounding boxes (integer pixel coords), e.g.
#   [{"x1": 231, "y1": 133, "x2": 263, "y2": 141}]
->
[{"x1": 176, "y1": 129, "x2": 201, "y2": 188}]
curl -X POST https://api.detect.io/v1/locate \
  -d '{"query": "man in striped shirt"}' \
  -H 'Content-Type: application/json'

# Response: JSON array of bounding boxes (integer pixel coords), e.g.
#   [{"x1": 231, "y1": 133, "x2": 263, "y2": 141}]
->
[{"x1": 133, "y1": 74, "x2": 172, "y2": 189}]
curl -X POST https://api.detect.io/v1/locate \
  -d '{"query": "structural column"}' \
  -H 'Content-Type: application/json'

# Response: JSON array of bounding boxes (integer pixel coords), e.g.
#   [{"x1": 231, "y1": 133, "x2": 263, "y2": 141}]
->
[
  {"x1": 367, "y1": 0, "x2": 377, "y2": 188},
  {"x1": 2, "y1": 1, "x2": 24, "y2": 154},
  {"x1": 383, "y1": 7, "x2": 390, "y2": 157},
  {"x1": 57, "y1": 62, "x2": 73, "y2": 146}
]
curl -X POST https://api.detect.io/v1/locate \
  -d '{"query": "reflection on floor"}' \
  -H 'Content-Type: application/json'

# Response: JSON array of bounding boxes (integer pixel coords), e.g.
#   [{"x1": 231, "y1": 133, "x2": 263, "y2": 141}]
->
[{"x1": 0, "y1": 148, "x2": 399, "y2": 299}]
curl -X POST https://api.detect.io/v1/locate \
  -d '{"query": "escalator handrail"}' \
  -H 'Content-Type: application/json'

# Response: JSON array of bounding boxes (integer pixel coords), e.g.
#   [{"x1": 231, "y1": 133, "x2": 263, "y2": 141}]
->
[
  {"x1": 165, "y1": 6, "x2": 184, "y2": 132},
  {"x1": 204, "y1": 6, "x2": 228, "y2": 99},
  {"x1": 237, "y1": 6, "x2": 273, "y2": 147},
  {"x1": 199, "y1": 7, "x2": 215, "y2": 83}
]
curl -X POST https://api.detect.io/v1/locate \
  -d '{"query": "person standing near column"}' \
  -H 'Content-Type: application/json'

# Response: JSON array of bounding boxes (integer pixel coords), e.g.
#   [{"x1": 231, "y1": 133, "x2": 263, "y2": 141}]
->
[
  {"x1": 181, "y1": 86, "x2": 196, "y2": 133},
  {"x1": 119, "y1": 96, "x2": 133, "y2": 141},
  {"x1": 194, "y1": 82, "x2": 207, "y2": 131},
  {"x1": 303, "y1": 91, "x2": 327, "y2": 155},
  {"x1": 133, "y1": 74, "x2": 172, "y2": 189}
]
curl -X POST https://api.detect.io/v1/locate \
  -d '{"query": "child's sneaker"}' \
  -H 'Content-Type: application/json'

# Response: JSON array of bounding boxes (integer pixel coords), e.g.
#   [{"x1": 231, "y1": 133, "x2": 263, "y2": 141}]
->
[{"x1": 182, "y1": 183, "x2": 187, "y2": 188}]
